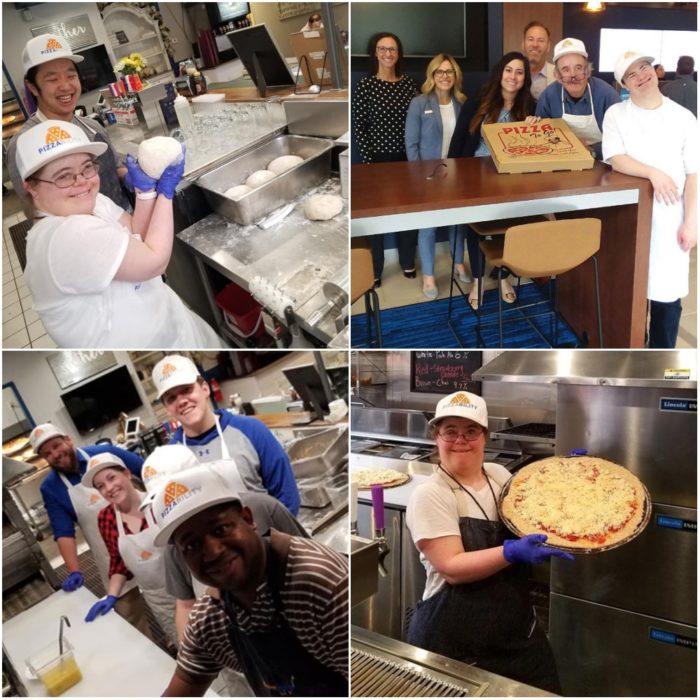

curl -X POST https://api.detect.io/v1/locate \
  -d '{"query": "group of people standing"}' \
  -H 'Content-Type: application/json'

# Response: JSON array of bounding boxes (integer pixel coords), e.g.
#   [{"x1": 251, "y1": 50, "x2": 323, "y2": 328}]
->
[
  {"x1": 352, "y1": 22, "x2": 696, "y2": 348},
  {"x1": 29, "y1": 354, "x2": 348, "y2": 697}
]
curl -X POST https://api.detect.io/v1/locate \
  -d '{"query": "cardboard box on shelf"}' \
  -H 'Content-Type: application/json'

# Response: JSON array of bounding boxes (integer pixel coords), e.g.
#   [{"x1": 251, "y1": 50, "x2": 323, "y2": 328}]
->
[
  {"x1": 290, "y1": 29, "x2": 347, "y2": 87},
  {"x1": 481, "y1": 118, "x2": 594, "y2": 174}
]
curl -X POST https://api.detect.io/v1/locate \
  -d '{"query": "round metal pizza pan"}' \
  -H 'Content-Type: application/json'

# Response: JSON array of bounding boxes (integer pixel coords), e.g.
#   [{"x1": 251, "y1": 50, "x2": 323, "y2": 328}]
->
[
  {"x1": 497, "y1": 457, "x2": 652, "y2": 554},
  {"x1": 355, "y1": 473, "x2": 412, "y2": 490}
]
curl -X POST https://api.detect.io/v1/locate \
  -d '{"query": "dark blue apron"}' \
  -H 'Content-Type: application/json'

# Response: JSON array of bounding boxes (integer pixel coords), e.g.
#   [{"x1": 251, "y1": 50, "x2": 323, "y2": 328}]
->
[
  {"x1": 221, "y1": 537, "x2": 348, "y2": 697},
  {"x1": 407, "y1": 466, "x2": 562, "y2": 694}
]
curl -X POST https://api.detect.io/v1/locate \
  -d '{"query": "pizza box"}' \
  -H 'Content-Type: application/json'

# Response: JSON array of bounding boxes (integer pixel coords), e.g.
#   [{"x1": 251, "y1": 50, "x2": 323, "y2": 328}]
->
[
  {"x1": 481, "y1": 118, "x2": 594, "y2": 174},
  {"x1": 290, "y1": 29, "x2": 347, "y2": 87}
]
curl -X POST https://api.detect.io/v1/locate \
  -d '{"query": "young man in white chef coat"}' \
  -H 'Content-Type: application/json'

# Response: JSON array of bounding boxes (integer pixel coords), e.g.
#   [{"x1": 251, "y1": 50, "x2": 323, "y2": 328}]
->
[
  {"x1": 602, "y1": 51, "x2": 697, "y2": 348},
  {"x1": 152, "y1": 354, "x2": 300, "y2": 514}
]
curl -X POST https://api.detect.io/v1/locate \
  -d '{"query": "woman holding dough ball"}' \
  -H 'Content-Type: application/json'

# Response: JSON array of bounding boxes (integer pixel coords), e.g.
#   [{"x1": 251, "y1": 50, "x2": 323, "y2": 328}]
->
[{"x1": 17, "y1": 121, "x2": 222, "y2": 348}]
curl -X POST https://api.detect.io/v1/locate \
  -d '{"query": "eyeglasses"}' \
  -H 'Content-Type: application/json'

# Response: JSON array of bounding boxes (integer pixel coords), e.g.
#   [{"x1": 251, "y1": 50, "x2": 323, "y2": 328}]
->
[
  {"x1": 434, "y1": 69, "x2": 456, "y2": 78},
  {"x1": 33, "y1": 161, "x2": 100, "y2": 188},
  {"x1": 437, "y1": 426, "x2": 484, "y2": 442},
  {"x1": 377, "y1": 46, "x2": 398, "y2": 54}
]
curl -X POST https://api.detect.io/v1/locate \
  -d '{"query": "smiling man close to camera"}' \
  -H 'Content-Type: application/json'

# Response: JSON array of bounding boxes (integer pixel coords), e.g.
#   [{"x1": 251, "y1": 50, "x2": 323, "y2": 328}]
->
[{"x1": 535, "y1": 37, "x2": 620, "y2": 158}]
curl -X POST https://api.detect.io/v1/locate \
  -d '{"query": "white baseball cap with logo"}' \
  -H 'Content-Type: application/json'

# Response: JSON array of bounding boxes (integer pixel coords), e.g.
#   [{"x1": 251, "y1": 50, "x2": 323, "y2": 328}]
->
[
  {"x1": 614, "y1": 50, "x2": 656, "y2": 86},
  {"x1": 429, "y1": 391, "x2": 489, "y2": 429},
  {"x1": 553, "y1": 37, "x2": 588, "y2": 63},
  {"x1": 16, "y1": 120, "x2": 107, "y2": 181},
  {"x1": 152, "y1": 355, "x2": 200, "y2": 400},
  {"x1": 22, "y1": 33, "x2": 84, "y2": 76},
  {"x1": 152, "y1": 466, "x2": 241, "y2": 546},
  {"x1": 139, "y1": 444, "x2": 200, "y2": 511},
  {"x1": 29, "y1": 422, "x2": 69, "y2": 453},
  {"x1": 81, "y1": 453, "x2": 128, "y2": 489}
]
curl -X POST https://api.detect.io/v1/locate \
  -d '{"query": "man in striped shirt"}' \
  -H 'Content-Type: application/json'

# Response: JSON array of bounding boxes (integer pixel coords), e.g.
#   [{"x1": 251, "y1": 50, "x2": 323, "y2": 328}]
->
[{"x1": 152, "y1": 467, "x2": 348, "y2": 697}]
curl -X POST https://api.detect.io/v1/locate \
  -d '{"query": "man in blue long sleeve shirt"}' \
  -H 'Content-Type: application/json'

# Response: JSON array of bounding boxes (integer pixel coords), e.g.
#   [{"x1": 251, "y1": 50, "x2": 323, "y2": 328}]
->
[
  {"x1": 30, "y1": 422, "x2": 143, "y2": 592},
  {"x1": 535, "y1": 37, "x2": 620, "y2": 159},
  {"x1": 152, "y1": 355, "x2": 300, "y2": 515}
]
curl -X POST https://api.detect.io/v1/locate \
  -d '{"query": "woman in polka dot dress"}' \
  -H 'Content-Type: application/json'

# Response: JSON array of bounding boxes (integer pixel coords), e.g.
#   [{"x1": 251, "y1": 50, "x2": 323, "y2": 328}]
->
[{"x1": 352, "y1": 32, "x2": 419, "y2": 287}]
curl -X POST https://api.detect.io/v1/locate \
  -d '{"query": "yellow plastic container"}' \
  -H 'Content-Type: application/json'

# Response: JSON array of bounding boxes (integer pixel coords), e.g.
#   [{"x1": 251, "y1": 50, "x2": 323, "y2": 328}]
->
[{"x1": 27, "y1": 639, "x2": 82, "y2": 696}]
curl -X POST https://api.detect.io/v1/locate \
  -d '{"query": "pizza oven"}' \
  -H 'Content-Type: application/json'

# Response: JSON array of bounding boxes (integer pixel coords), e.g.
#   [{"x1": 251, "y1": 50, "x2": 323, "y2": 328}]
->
[{"x1": 475, "y1": 350, "x2": 697, "y2": 697}]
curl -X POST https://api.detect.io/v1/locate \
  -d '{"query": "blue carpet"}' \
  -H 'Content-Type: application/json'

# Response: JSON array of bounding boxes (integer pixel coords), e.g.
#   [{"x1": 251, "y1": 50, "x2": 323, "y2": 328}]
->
[{"x1": 351, "y1": 283, "x2": 582, "y2": 348}]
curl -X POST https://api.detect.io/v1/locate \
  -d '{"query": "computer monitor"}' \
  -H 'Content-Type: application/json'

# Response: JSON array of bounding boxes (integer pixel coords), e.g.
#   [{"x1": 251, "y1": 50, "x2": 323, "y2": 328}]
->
[
  {"x1": 124, "y1": 416, "x2": 141, "y2": 441},
  {"x1": 283, "y1": 363, "x2": 333, "y2": 420},
  {"x1": 225, "y1": 24, "x2": 295, "y2": 97}
]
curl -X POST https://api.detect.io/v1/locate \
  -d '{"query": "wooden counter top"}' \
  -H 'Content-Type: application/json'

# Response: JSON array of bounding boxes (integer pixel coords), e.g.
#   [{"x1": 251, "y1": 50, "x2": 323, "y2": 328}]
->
[{"x1": 208, "y1": 87, "x2": 348, "y2": 103}]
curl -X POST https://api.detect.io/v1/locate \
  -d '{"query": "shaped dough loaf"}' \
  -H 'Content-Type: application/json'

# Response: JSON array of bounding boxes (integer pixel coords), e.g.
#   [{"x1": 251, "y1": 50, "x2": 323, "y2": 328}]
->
[
  {"x1": 245, "y1": 170, "x2": 277, "y2": 188},
  {"x1": 267, "y1": 154, "x2": 304, "y2": 175},
  {"x1": 137, "y1": 136, "x2": 183, "y2": 179},
  {"x1": 224, "y1": 184, "x2": 252, "y2": 200},
  {"x1": 304, "y1": 194, "x2": 343, "y2": 220}
]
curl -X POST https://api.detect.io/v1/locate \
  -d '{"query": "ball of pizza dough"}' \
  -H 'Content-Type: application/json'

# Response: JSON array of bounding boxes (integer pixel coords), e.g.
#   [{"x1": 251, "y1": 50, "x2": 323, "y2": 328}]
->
[
  {"x1": 245, "y1": 169, "x2": 277, "y2": 188},
  {"x1": 224, "y1": 184, "x2": 252, "y2": 200},
  {"x1": 137, "y1": 136, "x2": 183, "y2": 179},
  {"x1": 267, "y1": 154, "x2": 304, "y2": 175},
  {"x1": 303, "y1": 194, "x2": 343, "y2": 221}
]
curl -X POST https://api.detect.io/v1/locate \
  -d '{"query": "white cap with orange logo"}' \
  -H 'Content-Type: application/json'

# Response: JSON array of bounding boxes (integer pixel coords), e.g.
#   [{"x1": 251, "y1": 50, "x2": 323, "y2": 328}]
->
[
  {"x1": 22, "y1": 33, "x2": 84, "y2": 76},
  {"x1": 16, "y1": 120, "x2": 107, "y2": 181},
  {"x1": 29, "y1": 422, "x2": 68, "y2": 453},
  {"x1": 429, "y1": 391, "x2": 489, "y2": 429},
  {"x1": 139, "y1": 445, "x2": 200, "y2": 511},
  {"x1": 81, "y1": 452, "x2": 128, "y2": 488},
  {"x1": 151, "y1": 355, "x2": 200, "y2": 400}
]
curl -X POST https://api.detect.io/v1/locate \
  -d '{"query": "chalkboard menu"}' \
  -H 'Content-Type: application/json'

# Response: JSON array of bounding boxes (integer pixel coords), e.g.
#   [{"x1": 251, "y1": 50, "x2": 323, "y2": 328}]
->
[{"x1": 410, "y1": 351, "x2": 482, "y2": 395}]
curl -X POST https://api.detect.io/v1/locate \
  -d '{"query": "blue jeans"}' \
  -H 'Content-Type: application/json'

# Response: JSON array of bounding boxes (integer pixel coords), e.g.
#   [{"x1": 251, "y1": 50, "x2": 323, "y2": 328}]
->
[
  {"x1": 452, "y1": 224, "x2": 484, "y2": 277},
  {"x1": 418, "y1": 226, "x2": 462, "y2": 276},
  {"x1": 648, "y1": 298, "x2": 682, "y2": 348}
]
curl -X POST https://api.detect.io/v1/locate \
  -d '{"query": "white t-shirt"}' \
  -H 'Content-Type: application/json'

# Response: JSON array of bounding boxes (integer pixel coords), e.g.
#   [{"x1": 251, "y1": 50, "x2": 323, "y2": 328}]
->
[
  {"x1": 24, "y1": 194, "x2": 223, "y2": 348},
  {"x1": 406, "y1": 462, "x2": 511, "y2": 600},
  {"x1": 602, "y1": 97, "x2": 698, "y2": 302},
  {"x1": 440, "y1": 103, "x2": 457, "y2": 159}
]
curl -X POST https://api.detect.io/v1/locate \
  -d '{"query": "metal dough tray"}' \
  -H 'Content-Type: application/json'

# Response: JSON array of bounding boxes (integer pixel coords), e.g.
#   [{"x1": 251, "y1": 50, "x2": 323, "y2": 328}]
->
[
  {"x1": 196, "y1": 134, "x2": 333, "y2": 225},
  {"x1": 287, "y1": 425, "x2": 348, "y2": 478}
]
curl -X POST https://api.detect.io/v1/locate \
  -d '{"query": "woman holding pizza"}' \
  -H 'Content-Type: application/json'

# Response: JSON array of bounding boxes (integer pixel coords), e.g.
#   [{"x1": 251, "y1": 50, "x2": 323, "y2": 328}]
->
[{"x1": 405, "y1": 391, "x2": 573, "y2": 693}]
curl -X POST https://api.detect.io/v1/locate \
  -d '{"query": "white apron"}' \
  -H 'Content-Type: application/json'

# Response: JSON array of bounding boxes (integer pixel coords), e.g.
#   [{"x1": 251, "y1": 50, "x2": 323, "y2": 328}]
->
[
  {"x1": 561, "y1": 83, "x2": 602, "y2": 146},
  {"x1": 58, "y1": 449, "x2": 134, "y2": 596},
  {"x1": 183, "y1": 416, "x2": 247, "y2": 598},
  {"x1": 116, "y1": 507, "x2": 177, "y2": 647},
  {"x1": 616, "y1": 99, "x2": 688, "y2": 301}
]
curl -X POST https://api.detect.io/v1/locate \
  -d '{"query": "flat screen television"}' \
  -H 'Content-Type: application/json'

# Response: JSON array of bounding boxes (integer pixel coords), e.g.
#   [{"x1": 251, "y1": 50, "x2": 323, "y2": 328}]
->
[
  {"x1": 206, "y1": 2, "x2": 250, "y2": 26},
  {"x1": 60, "y1": 365, "x2": 142, "y2": 434},
  {"x1": 75, "y1": 44, "x2": 116, "y2": 92}
]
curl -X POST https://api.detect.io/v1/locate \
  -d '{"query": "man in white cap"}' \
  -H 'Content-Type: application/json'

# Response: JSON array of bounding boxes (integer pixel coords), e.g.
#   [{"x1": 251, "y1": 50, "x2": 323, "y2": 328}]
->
[
  {"x1": 29, "y1": 422, "x2": 143, "y2": 593},
  {"x1": 151, "y1": 355, "x2": 300, "y2": 515},
  {"x1": 603, "y1": 51, "x2": 697, "y2": 348},
  {"x1": 521, "y1": 21, "x2": 555, "y2": 100},
  {"x1": 535, "y1": 37, "x2": 621, "y2": 158},
  {"x1": 6, "y1": 33, "x2": 130, "y2": 218},
  {"x1": 152, "y1": 468, "x2": 348, "y2": 697}
]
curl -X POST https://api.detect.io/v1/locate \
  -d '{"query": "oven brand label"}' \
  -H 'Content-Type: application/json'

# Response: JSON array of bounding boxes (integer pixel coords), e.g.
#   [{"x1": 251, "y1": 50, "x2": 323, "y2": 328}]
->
[
  {"x1": 649, "y1": 628, "x2": 697, "y2": 650},
  {"x1": 659, "y1": 397, "x2": 697, "y2": 413},
  {"x1": 656, "y1": 515, "x2": 697, "y2": 532},
  {"x1": 663, "y1": 368, "x2": 691, "y2": 379}
]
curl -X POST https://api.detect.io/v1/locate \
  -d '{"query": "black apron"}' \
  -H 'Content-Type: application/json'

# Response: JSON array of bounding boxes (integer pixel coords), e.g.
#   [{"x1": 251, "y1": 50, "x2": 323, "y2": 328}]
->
[
  {"x1": 221, "y1": 536, "x2": 348, "y2": 697},
  {"x1": 407, "y1": 466, "x2": 562, "y2": 694}
]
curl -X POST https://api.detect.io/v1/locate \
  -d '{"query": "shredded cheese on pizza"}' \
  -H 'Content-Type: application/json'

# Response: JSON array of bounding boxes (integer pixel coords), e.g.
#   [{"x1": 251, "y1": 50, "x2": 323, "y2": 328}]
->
[
  {"x1": 351, "y1": 468, "x2": 409, "y2": 489},
  {"x1": 501, "y1": 456, "x2": 646, "y2": 548}
]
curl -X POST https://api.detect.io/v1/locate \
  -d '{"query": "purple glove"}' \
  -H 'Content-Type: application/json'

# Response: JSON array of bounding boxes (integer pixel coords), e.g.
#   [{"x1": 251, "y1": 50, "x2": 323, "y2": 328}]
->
[
  {"x1": 503, "y1": 534, "x2": 575, "y2": 565},
  {"x1": 61, "y1": 570, "x2": 84, "y2": 592},
  {"x1": 124, "y1": 153, "x2": 156, "y2": 193},
  {"x1": 155, "y1": 145, "x2": 186, "y2": 200},
  {"x1": 85, "y1": 594, "x2": 118, "y2": 622}
]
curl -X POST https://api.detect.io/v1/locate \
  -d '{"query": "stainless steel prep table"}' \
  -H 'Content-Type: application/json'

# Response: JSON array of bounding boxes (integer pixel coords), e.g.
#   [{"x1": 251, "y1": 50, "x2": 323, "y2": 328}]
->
[{"x1": 177, "y1": 178, "x2": 347, "y2": 345}]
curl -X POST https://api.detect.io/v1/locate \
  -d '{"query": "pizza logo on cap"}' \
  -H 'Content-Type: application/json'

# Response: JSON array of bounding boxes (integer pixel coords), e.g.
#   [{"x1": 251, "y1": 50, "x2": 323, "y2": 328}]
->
[
  {"x1": 143, "y1": 465, "x2": 158, "y2": 482},
  {"x1": 163, "y1": 481, "x2": 189, "y2": 506},
  {"x1": 34, "y1": 427, "x2": 45, "y2": 437},
  {"x1": 45, "y1": 37, "x2": 64, "y2": 51},
  {"x1": 623, "y1": 51, "x2": 636, "y2": 59},
  {"x1": 88, "y1": 457, "x2": 101, "y2": 469},
  {"x1": 45, "y1": 126, "x2": 72, "y2": 144},
  {"x1": 160, "y1": 362, "x2": 178, "y2": 380},
  {"x1": 448, "y1": 392, "x2": 471, "y2": 407},
  {"x1": 562, "y1": 39, "x2": 573, "y2": 47}
]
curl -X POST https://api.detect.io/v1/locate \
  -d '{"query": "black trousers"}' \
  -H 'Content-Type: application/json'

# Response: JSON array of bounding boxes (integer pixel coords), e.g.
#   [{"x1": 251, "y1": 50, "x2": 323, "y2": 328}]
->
[{"x1": 648, "y1": 298, "x2": 682, "y2": 348}]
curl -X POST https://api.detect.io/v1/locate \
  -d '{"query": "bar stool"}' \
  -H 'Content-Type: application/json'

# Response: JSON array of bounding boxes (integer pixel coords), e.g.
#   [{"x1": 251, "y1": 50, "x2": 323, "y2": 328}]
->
[
  {"x1": 477, "y1": 217, "x2": 603, "y2": 347},
  {"x1": 351, "y1": 237, "x2": 383, "y2": 347}
]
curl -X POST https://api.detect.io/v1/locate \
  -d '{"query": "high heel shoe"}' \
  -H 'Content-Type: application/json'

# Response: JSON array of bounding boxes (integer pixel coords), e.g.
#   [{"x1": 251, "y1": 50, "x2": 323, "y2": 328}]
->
[
  {"x1": 468, "y1": 281, "x2": 484, "y2": 310},
  {"x1": 500, "y1": 278, "x2": 516, "y2": 304}
]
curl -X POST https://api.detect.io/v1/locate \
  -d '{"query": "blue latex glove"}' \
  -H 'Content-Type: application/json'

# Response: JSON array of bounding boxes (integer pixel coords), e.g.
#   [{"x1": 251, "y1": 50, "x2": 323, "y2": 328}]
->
[
  {"x1": 155, "y1": 145, "x2": 186, "y2": 199},
  {"x1": 503, "y1": 534, "x2": 575, "y2": 565},
  {"x1": 85, "y1": 594, "x2": 118, "y2": 622},
  {"x1": 124, "y1": 153, "x2": 157, "y2": 193},
  {"x1": 61, "y1": 571, "x2": 84, "y2": 592}
]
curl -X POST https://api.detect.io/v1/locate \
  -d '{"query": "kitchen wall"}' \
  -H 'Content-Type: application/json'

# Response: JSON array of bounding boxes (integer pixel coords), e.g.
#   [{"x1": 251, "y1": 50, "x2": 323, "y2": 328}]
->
[{"x1": 2, "y1": 351, "x2": 157, "y2": 446}]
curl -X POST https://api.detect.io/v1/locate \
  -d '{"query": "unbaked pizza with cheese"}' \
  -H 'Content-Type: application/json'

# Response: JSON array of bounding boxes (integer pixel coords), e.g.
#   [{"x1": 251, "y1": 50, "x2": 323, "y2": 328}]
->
[
  {"x1": 351, "y1": 468, "x2": 410, "y2": 490},
  {"x1": 500, "y1": 455, "x2": 648, "y2": 550}
]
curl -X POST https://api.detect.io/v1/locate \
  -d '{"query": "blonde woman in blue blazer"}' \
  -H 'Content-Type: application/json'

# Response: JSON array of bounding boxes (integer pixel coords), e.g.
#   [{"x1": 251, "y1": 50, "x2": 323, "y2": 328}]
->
[{"x1": 405, "y1": 54, "x2": 467, "y2": 298}]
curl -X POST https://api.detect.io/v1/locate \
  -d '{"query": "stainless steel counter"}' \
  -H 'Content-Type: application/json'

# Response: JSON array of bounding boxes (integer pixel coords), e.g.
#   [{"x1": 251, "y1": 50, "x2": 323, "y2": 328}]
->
[
  {"x1": 352, "y1": 626, "x2": 556, "y2": 696},
  {"x1": 177, "y1": 177, "x2": 346, "y2": 344}
]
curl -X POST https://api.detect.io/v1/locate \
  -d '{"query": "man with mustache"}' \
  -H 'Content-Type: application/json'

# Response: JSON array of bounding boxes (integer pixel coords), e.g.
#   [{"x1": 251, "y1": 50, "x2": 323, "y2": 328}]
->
[
  {"x1": 603, "y1": 51, "x2": 697, "y2": 348},
  {"x1": 7, "y1": 33, "x2": 130, "y2": 218},
  {"x1": 535, "y1": 37, "x2": 620, "y2": 158},
  {"x1": 154, "y1": 467, "x2": 348, "y2": 697},
  {"x1": 30, "y1": 422, "x2": 144, "y2": 593}
]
